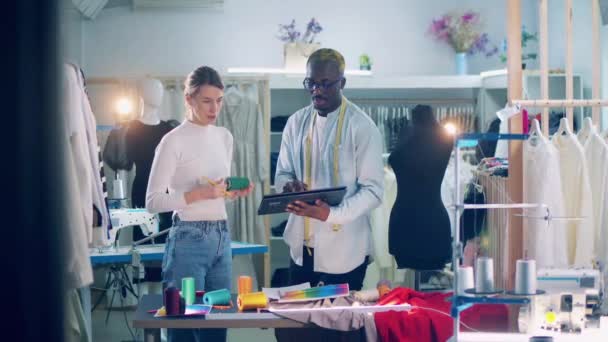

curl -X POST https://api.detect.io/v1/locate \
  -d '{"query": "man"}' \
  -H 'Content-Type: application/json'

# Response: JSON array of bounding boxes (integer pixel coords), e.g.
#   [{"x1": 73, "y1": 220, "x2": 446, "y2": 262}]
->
[{"x1": 275, "y1": 48, "x2": 384, "y2": 291}]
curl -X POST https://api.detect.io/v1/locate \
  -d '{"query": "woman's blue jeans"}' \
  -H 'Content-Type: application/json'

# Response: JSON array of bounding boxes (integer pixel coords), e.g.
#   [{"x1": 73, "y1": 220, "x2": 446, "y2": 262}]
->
[{"x1": 162, "y1": 217, "x2": 232, "y2": 342}]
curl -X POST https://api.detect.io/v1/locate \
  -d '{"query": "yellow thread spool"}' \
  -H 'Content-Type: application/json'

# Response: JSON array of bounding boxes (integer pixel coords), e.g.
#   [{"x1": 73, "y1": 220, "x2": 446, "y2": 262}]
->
[{"x1": 237, "y1": 292, "x2": 268, "y2": 311}]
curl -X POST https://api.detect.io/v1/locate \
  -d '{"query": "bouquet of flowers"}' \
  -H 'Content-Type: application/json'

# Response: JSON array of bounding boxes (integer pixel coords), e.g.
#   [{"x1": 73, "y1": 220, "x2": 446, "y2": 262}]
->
[
  {"x1": 428, "y1": 10, "x2": 498, "y2": 57},
  {"x1": 277, "y1": 18, "x2": 323, "y2": 44}
]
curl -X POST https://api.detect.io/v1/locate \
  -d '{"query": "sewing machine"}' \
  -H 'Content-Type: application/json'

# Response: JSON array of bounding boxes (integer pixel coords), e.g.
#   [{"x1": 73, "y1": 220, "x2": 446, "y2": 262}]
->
[
  {"x1": 108, "y1": 208, "x2": 159, "y2": 245},
  {"x1": 520, "y1": 268, "x2": 601, "y2": 334}
]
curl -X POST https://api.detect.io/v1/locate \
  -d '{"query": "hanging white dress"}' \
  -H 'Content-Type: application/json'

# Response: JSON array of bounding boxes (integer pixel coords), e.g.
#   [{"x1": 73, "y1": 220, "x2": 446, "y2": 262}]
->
[
  {"x1": 523, "y1": 136, "x2": 568, "y2": 268},
  {"x1": 217, "y1": 87, "x2": 268, "y2": 244},
  {"x1": 63, "y1": 64, "x2": 94, "y2": 289},
  {"x1": 580, "y1": 131, "x2": 608, "y2": 268},
  {"x1": 371, "y1": 167, "x2": 397, "y2": 270},
  {"x1": 552, "y1": 133, "x2": 595, "y2": 267}
]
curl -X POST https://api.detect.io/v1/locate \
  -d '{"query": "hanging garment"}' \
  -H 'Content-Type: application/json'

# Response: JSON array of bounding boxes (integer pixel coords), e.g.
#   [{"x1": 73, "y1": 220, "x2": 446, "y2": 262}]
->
[
  {"x1": 552, "y1": 132, "x2": 595, "y2": 267},
  {"x1": 523, "y1": 136, "x2": 569, "y2": 268},
  {"x1": 64, "y1": 289, "x2": 90, "y2": 342},
  {"x1": 217, "y1": 87, "x2": 268, "y2": 244},
  {"x1": 580, "y1": 131, "x2": 608, "y2": 268},
  {"x1": 74, "y1": 67, "x2": 110, "y2": 246},
  {"x1": 62, "y1": 64, "x2": 94, "y2": 289},
  {"x1": 370, "y1": 168, "x2": 397, "y2": 270},
  {"x1": 441, "y1": 153, "x2": 476, "y2": 234},
  {"x1": 64, "y1": 65, "x2": 93, "y2": 243},
  {"x1": 388, "y1": 110, "x2": 453, "y2": 271}
]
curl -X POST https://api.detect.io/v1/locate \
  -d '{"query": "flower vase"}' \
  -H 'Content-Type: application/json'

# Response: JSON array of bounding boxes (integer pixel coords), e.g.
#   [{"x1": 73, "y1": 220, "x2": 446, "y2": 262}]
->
[
  {"x1": 455, "y1": 52, "x2": 468, "y2": 75},
  {"x1": 283, "y1": 42, "x2": 320, "y2": 71}
]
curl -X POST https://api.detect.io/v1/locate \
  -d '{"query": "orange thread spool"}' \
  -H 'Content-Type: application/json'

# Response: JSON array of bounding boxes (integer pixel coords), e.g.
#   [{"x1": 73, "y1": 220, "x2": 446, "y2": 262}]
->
[{"x1": 238, "y1": 275, "x2": 252, "y2": 295}]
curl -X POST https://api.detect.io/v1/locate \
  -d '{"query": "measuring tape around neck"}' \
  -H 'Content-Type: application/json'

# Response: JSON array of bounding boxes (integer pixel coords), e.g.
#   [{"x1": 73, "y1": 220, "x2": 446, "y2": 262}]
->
[{"x1": 303, "y1": 97, "x2": 347, "y2": 254}]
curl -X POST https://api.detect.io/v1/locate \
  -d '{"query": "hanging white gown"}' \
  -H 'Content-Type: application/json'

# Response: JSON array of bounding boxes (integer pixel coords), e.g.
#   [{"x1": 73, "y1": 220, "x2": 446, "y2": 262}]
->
[
  {"x1": 579, "y1": 131, "x2": 608, "y2": 268},
  {"x1": 63, "y1": 64, "x2": 94, "y2": 289},
  {"x1": 217, "y1": 87, "x2": 268, "y2": 244},
  {"x1": 552, "y1": 133, "x2": 595, "y2": 267},
  {"x1": 370, "y1": 167, "x2": 397, "y2": 270},
  {"x1": 523, "y1": 136, "x2": 568, "y2": 268}
]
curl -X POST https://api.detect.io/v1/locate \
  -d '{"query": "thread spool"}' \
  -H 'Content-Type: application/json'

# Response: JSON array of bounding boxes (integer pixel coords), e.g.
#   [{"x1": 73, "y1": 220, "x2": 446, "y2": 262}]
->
[
  {"x1": 112, "y1": 178, "x2": 125, "y2": 199},
  {"x1": 164, "y1": 286, "x2": 180, "y2": 316},
  {"x1": 238, "y1": 276, "x2": 252, "y2": 296},
  {"x1": 203, "y1": 289, "x2": 231, "y2": 306},
  {"x1": 181, "y1": 277, "x2": 195, "y2": 305},
  {"x1": 515, "y1": 259, "x2": 537, "y2": 295},
  {"x1": 457, "y1": 266, "x2": 475, "y2": 295},
  {"x1": 237, "y1": 292, "x2": 268, "y2": 311},
  {"x1": 226, "y1": 177, "x2": 250, "y2": 191},
  {"x1": 475, "y1": 257, "x2": 495, "y2": 293}
]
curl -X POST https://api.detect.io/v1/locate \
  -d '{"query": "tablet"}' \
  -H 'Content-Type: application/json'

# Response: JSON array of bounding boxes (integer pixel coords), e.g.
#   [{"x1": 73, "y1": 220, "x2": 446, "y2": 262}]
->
[{"x1": 257, "y1": 186, "x2": 347, "y2": 215}]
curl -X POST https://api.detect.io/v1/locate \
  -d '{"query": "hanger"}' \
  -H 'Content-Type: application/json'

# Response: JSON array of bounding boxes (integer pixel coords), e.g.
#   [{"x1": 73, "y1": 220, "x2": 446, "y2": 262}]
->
[
  {"x1": 528, "y1": 119, "x2": 548, "y2": 146},
  {"x1": 555, "y1": 117, "x2": 573, "y2": 137},
  {"x1": 577, "y1": 117, "x2": 595, "y2": 143},
  {"x1": 223, "y1": 80, "x2": 243, "y2": 106}
]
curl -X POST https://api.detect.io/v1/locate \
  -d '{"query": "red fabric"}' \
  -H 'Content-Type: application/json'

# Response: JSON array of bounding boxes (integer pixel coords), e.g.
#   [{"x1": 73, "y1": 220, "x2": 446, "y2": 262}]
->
[
  {"x1": 522, "y1": 108, "x2": 529, "y2": 134},
  {"x1": 374, "y1": 288, "x2": 508, "y2": 342}
]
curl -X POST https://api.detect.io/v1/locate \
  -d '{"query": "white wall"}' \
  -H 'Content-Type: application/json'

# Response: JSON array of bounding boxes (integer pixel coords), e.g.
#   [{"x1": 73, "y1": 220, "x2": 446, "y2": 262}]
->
[
  {"x1": 60, "y1": 3, "x2": 83, "y2": 65},
  {"x1": 547, "y1": 0, "x2": 608, "y2": 124},
  {"x1": 80, "y1": 0, "x2": 537, "y2": 77}
]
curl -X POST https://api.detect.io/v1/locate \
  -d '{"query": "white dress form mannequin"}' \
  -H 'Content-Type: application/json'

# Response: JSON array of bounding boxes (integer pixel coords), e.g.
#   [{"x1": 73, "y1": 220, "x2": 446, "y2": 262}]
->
[{"x1": 137, "y1": 78, "x2": 163, "y2": 125}]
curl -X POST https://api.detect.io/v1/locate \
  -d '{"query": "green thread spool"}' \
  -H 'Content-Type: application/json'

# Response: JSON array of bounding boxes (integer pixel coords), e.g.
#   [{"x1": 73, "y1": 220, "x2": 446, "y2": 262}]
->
[
  {"x1": 226, "y1": 177, "x2": 250, "y2": 191},
  {"x1": 181, "y1": 277, "x2": 195, "y2": 305},
  {"x1": 203, "y1": 289, "x2": 231, "y2": 305}
]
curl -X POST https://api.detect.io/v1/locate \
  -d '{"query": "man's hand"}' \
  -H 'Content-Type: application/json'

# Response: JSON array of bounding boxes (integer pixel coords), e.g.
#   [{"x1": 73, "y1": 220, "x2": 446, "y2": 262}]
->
[
  {"x1": 282, "y1": 180, "x2": 308, "y2": 193},
  {"x1": 286, "y1": 199, "x2": 330, "y2": 221}
]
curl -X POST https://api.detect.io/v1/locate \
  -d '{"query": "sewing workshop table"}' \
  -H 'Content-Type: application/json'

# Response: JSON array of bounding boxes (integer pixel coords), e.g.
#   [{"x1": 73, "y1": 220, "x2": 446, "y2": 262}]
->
[
  {"x1": 134, "y1": 294, "x2": 307, "y2": 341},
  {"x1": 90, "y1": 242, "x2": 268, "y2": 266}
]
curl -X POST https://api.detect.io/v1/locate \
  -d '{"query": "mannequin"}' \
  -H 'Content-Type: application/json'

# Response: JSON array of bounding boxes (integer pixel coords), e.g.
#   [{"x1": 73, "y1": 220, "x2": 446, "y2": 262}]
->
[
  {"x1": 137, "y1": 78, "x2": 163, "y2": 125},
  {"x1": 125, "y1": 78, "x2": 174, "y2": 281},
  {"x1": 388, "y1": 105, "x2": 453, "y2": 270}
]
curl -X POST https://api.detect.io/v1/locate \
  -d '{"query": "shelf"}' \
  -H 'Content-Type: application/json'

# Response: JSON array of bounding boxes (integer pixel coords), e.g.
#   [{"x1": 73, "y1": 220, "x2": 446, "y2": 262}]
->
[
  {"x1": 480, "y1": 69, "x2": 582, "y2": 90},
  {"x1": 268, "y1": 75, "x2": 482, "y2": 90}
]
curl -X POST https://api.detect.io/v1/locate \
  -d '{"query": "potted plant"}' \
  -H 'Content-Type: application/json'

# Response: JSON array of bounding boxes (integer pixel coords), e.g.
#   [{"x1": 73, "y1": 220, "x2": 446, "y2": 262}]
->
[
  {"x1": 277, "y1": 18, "x2": 323, "y2": 71},
  {"x1": 428, "y1": 10, "x2": 498, "y2": 75},
  {"x1": 499, "y1": 26, "x2": 538, "y2": 69},
  {"x1": 359, "y1": 54, "x2": 372, "y2": 70}
]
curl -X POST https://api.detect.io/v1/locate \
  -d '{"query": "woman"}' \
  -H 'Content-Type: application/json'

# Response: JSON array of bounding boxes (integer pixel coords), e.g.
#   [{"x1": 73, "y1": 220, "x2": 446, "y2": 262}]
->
[{"x1": 146, "y1": 66, "x2": 253, "y2": 342}]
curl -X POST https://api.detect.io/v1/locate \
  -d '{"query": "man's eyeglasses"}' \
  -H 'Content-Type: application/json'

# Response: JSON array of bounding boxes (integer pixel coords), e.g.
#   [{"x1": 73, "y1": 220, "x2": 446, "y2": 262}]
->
[{"x1": 303, "y1": 77, "x2": 343, "y2": 91}]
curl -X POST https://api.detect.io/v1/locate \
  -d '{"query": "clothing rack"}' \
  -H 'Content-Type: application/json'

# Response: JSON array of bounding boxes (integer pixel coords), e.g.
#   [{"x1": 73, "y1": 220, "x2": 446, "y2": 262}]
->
[
  {"x1": 351, "y1": 98, "x2": 478, "y2": 153},
  {"x1": 450, "y1": 133, "x2": 544, "y2": 342}
]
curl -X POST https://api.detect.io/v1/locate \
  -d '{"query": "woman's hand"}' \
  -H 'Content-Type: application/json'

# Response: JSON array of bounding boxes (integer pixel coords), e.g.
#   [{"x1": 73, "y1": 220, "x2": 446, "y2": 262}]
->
[
  {"x1": 225, "y1": 182, "x2": 255, "y2": 199},
  {"x1": 184, "y1": 178, "x2": 226, "y2": 204}
]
